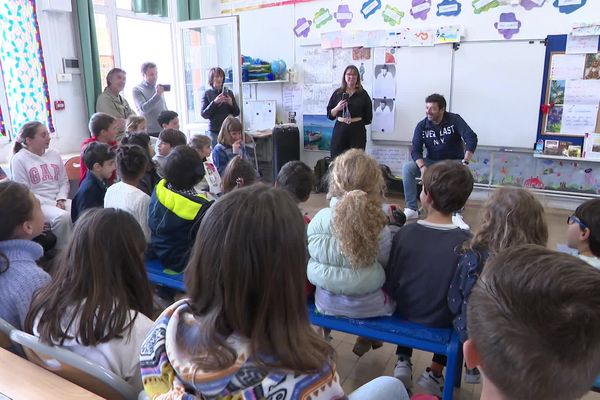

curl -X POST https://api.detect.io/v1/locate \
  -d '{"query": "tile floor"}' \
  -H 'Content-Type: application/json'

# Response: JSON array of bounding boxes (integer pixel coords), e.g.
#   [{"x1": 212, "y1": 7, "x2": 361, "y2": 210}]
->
[{"x1": 302, "y1": 191, "x2": 600, "y2": 399}]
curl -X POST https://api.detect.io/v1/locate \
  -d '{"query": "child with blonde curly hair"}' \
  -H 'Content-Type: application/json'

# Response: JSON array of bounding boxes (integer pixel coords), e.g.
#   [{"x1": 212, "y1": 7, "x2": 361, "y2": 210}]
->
[{"x1": 307, "y1": 149, "x2": 395, "y2": 356}]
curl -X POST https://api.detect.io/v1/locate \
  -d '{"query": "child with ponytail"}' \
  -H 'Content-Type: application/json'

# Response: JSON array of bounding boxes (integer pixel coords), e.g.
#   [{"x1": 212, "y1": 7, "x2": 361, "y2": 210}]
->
[
  {"x1": 11, "y1": 121, "x2": 72, "y2": 250},
  {"x1": 307, "y1": 149, "x2": 395, "y2": 356}
]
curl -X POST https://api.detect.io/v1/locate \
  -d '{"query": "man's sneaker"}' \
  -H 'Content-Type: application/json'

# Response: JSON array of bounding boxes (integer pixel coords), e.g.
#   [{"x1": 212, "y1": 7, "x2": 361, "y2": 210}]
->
[
  {"x1": 452, "y1": 213, "x2": 470, "y2": 230},
  {"x1": 393, "y1": 357, "x2": 413, "y2": 388},
  {"x1": 465, "y1": 367, "x2": 481, "y2": 384},
  {"x1": 416, "y1": 368, "x2": 445, "y2": 397},
  {"x1": 404, "y1": 208, "x2": 419, "y2": 220}
]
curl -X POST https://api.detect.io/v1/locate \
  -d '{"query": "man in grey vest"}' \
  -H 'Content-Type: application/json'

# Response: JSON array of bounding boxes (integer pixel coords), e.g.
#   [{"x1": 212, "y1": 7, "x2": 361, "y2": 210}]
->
[{"x1": 132, "y1": 62, "x2": 168, "y2": 137}]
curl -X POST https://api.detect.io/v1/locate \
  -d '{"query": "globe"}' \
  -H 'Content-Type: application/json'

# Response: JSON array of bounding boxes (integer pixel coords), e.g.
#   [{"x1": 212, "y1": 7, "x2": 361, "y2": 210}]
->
[{"x1": 271, "y1": 59, "x2": 287, "y2": 80}]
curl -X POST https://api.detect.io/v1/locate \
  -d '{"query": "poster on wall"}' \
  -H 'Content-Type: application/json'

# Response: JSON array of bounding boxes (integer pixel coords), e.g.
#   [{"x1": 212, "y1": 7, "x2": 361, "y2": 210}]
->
[
  {"x1": 373, "y1": 64, "x2": 396, "y2": 98},
  {"x1": 303, "y1": 114, "x2": 334, "y2": 151},
  {"x1": 371, "y1": 99, "x2": 395, "y2": 134},
  {"x1": 301, "y1": 46, "x2": 333, "y2": 84}
]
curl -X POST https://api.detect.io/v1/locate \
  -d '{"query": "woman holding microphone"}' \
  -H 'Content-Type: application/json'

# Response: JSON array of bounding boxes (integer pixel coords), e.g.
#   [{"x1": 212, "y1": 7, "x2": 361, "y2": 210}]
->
[{"x1": 326, "y1": 65, "x2": 373, "y2": 158}]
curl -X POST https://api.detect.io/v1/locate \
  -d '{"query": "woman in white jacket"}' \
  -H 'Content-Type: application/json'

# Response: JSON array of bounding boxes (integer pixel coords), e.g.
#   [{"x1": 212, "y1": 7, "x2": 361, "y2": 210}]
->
[
  {"x1": 10, "y1": 121, "x2": 72, "y2": 249},
  {"x1": 307, "y1": 149, "x2": 395, "y2": 356}
]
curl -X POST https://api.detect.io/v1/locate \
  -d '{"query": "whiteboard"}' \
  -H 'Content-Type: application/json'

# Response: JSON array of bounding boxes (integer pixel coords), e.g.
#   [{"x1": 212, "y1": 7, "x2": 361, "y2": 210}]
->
[
  {"x1": 450, "y1": 40, "x2": 546, "y2": 149},
  {"x1": 373, "y1": 44, "x2": 453, "y2": 142}
]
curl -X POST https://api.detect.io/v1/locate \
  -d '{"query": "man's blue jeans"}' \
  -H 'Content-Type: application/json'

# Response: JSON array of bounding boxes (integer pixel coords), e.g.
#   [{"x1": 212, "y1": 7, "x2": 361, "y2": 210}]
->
[{"x1": 402, "y1": 158, "x2": 436, "y2": 211}]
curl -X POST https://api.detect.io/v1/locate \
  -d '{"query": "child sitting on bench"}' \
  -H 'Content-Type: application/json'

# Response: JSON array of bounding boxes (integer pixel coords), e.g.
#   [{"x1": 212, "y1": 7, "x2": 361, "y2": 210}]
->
[{"x1": 384, "y1": 160, "x2": 473, "y2": 396}]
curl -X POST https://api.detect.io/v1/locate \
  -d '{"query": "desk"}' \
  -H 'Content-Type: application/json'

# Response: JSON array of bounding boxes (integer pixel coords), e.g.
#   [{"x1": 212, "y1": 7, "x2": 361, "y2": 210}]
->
[{"x1": 0, "y1": 347, "x2": 102, "y2": 399}]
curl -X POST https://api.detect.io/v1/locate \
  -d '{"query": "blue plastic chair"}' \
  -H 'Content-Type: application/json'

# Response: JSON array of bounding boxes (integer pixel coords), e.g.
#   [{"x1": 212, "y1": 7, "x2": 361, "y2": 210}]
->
[
  {"x1": 145, "y1": 258, "x2": 185, "y2": 291},
  {"x1": 308, "y1": 303, "x2": 462, "y2": 400}
]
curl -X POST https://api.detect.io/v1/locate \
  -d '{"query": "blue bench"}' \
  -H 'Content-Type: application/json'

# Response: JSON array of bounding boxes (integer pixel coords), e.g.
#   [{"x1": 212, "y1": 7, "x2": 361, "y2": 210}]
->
[
  {"x1": 145, "y1": 259, "x2": 185, "y2": 292},
  {"x1": 307, "y1": 303, "x2": 462, "y2": 400}
]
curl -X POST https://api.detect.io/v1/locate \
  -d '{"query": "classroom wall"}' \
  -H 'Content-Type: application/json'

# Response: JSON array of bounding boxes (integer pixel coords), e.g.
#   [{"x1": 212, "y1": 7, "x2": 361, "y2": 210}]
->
[
  {"x1": 207, "y1": 0, "x2": 600, "y2": 168},
  {"x1": 0, "y1": 4, "x2": 89, "y2": 164}
]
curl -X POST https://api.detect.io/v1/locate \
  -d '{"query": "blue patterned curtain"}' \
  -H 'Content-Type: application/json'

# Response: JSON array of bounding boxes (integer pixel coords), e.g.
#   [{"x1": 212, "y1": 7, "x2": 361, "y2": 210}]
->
[
  {"x1": 0, "y1": 0, "x2": 54, "y2": 138},
  {"x1": 0, "y1": 106, "x2": 5, "y2": 138}
]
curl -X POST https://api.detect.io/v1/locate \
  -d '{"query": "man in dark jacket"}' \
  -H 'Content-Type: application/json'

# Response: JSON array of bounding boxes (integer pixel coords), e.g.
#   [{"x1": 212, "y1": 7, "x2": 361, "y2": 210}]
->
[{"x1": 402, "y1": 93, "x2": 477, "y2": 228}]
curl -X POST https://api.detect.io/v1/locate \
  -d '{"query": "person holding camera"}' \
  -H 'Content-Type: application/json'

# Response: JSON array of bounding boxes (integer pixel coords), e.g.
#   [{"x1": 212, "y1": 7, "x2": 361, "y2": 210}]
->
[
  {"x1": 132, "y1": 62, "x2": 168, "y2": 137},
  {"x1": 201, "y1": 67, "x2": 240, "y2": 147},
  {"x1": 326, "y1": 65, "x2": 373, "y2": 159}
]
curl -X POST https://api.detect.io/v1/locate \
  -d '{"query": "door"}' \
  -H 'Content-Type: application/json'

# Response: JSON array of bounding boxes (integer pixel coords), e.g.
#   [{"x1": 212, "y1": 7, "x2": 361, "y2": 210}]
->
[{"x1": 175, "y1": 16, "x2": 242, "y2": 136}]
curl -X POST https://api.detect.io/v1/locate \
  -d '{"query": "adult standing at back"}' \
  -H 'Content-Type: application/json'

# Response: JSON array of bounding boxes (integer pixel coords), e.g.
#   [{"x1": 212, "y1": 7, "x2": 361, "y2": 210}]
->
[
  {"x1": 96, "y1": 68, "x2": 136, "y2": 140},
  {"x1": 132, "y1": 62, "x2": 168, "y2": 137},
  {"x1": 201, "y1": 67, "x2": 240, "y2": 146},
  {"x1": 402, "y1": 93, "x2": 477, "y2": 229},
  {"x1": 326, "y1": 65, "x2": 372, "y2": 159}
]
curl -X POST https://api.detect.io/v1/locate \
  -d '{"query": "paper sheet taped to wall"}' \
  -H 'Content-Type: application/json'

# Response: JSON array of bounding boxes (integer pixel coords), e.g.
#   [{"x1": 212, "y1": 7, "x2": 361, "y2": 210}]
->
[{"x1": 367, "y1": 144, "x2": 409, "y2": 174}]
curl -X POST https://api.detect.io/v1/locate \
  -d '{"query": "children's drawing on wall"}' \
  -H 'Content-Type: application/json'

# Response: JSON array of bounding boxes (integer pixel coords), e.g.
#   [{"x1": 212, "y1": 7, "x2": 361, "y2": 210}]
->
[
  {"x1": 584, "y1": 53, "x2": 600, "y2": 80},
  {"x1": 303, "y1": 114, "x2": 334, "y2": 151},
  {"x1": 436, "y1": 25, "x2": 463, "y2": 43},
  {"x1": 373, "y1": 64, "x2": 396, "y2": 99},
  {"x1": 333, "y1": 48, "x2": 373, "y2": 87},
  {"x1": 302, "y1": 84, "x2": 336, "y2": 115},
  {"x1": 302, "y1": 46, "x2": 333, "y2": 84},
  {"x1": 492, "y1": 152, "x2": 536, "y2": 187},
  {"x1": 372, "y1": 99, "x2": 395, "y2": 134},
  {"x1": 352, "y1": 47, "x2": 371, "y2": 61},
  {"x1": 374, "y1": 47, "x2": 397, "y2": 64},
  {"x1": 487, "y1": 152, "x2": 600, "y2": 194},
  {"x1": 535, "y1": 158, "x2": 599, "y2": 194},
  {"x1": 467, "y1": 150, "x2": 490, "y2": 184},
  {"x1": 410, "y1": 28, "x2": 436, "y2": 46},
  {"x1": 545, "y1": 105, "x2": 563, "y2": 132},
  {"x1": 549, "y1": 80, "x2": 565, "y2": 104}
]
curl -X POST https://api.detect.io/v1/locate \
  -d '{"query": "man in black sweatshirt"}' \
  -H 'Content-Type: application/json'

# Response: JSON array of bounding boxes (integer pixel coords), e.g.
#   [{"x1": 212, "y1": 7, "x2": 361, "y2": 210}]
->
[{"x1": 402, "y1": 93, "x2": 477, "y2": 228}]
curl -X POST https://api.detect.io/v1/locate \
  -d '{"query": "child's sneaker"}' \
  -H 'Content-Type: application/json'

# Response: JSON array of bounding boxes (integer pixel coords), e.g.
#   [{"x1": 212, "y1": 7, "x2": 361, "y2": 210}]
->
[
  {"x1": 403, "y1": 208, "x2": 419, "y2": 220},
  {"x1": 416, "y1": 368, "x2": 445, "y2": 397},
  {"x1": 393, "y1": 356, "x2": 413, "y2": 388},
  {"x1": 452, "y1": 213, "x2": 470, "y2": 230},
  {"x1": 464, "y1": 367, "x2": 481, "y2": 384}
]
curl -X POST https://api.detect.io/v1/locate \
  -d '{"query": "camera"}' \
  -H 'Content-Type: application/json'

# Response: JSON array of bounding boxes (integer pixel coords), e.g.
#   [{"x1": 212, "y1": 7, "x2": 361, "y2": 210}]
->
[
  {"x1": 160, "y1": 84, "x2": 171, "y2": 92},
  {"x1": 342, "y1": 92, "x2": 349, "y2": 100},
  {"x1": 392, "y1": 209, "x2": 406, "y2": 226}
]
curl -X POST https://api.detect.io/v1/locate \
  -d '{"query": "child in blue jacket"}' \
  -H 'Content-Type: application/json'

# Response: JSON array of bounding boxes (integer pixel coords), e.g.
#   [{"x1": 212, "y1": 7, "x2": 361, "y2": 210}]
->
[{"x1": 149, "y1": 146, "x2": 213, "y2": 273}]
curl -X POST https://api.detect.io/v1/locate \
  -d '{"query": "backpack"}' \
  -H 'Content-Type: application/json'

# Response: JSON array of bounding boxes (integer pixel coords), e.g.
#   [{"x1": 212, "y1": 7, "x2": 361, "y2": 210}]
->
[{"x1": 314, "y1": 157, "x2": 331, "y2": 193}]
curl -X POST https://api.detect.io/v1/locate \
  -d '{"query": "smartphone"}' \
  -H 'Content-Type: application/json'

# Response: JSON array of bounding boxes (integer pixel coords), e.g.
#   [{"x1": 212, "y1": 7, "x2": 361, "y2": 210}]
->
[
  {"x1": 161, "y1": 84, "x2": 171, "y2": 92},
  {"x1": 342, "y1": 92, "x2": 349, "y2": 100}
]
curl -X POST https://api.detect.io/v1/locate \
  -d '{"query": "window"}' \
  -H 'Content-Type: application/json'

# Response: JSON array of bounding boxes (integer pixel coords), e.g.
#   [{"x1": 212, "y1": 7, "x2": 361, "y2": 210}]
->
[
  {"x1": 0, "y1": 0, "x2": 54, "y2": 141},
  {"x1": 92, "y1": 0, "x2": 177, "y2": 113},
  {"x1": 94, "y1": 12, "x2": 115, "y2": 84}
]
